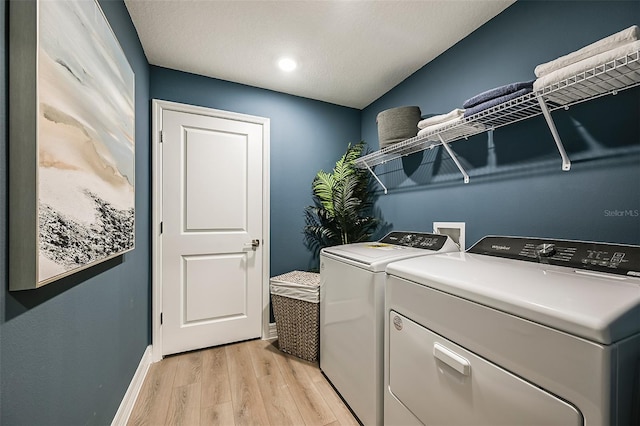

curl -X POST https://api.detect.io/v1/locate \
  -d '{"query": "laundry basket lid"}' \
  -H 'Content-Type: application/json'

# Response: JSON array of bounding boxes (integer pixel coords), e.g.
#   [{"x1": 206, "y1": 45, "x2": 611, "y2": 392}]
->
[{"x1": 270, "y1": 271, "x2": 320, "y2": 303}]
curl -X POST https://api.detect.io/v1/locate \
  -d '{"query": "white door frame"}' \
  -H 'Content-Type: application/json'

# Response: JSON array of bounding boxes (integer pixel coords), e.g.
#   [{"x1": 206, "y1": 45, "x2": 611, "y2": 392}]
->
[{"x1": 151, "y1": 99, "x2": 270, "y2": 362}]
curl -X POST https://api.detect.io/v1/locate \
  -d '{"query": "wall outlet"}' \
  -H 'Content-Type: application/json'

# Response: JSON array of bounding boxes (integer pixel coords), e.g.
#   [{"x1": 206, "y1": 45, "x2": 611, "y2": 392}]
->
[{"x1": 433, "y1": 222, "x2": 466, "y2": 251}]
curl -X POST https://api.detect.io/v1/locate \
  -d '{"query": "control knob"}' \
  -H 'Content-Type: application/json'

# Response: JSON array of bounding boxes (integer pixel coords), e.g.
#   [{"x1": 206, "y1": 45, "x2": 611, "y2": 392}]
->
[
  {"x1": 535, "y1": 243, "x2": 556, "y2": 258},
  {"x1": 400, "y1": 234, "x2": 414, "y2": 246}
]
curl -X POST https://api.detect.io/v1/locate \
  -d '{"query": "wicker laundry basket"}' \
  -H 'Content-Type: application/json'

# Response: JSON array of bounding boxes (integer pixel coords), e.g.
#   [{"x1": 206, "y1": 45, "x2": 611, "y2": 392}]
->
[{"x1": 270, "y1": 271, "x2": 321, "y2": 362}]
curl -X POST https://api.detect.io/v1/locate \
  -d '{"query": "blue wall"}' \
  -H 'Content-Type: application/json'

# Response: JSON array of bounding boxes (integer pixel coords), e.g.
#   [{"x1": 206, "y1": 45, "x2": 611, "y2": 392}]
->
[
  {"x1": 362, "y1": 0, "x2": 640, "y2": 247},
  {"x1": 150, "y1": 67, "x2": 362, "y2": 273},
  {"x1": 0, "y1": 1, "x2": 150, "y2": 424}
]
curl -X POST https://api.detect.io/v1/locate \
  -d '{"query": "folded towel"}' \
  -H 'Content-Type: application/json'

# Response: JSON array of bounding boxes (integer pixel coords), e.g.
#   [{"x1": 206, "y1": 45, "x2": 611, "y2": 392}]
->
[
  {"x1": 418, "y1": 117, "x2": 463, "y2": 136},
  {"x1": 464, "y1": 87, "x2": 533, "y2": 117},
  {"x1": 533, "y1": 39, "x2": 640, "y2": 92},
  {"x1": 417, "y1": 109, "x2": 465, "y2": 129},
  {"x1": 462, "y1": 80, "x2": 534, "y2": 109},
  {"x1": 535, "y1": 25, "x2": 639, "y2": 77},
  {"x1": 417, "y1": 117, "x2": 485, "y2": 140}
]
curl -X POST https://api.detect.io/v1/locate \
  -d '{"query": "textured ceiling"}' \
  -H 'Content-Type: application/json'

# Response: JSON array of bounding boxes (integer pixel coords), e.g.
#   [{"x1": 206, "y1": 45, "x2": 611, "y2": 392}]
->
[{"x1": 125, "y1": 0, "x2": 515, "y2": 109}]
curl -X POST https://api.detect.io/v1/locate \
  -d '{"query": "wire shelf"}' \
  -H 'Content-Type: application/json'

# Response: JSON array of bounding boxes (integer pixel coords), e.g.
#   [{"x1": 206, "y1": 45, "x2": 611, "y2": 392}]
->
[{"x1": 356, "y1": 49, "x2": 640, "y2": 170}]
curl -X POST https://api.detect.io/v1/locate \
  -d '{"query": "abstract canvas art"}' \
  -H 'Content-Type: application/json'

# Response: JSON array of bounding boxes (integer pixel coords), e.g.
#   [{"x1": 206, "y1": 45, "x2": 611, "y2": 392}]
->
[{"x1": 9, "y1": 0, "x2": 135, "y2": 290}]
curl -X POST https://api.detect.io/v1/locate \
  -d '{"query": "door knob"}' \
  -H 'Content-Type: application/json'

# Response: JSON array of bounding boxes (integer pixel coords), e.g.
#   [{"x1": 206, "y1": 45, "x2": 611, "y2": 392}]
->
[{"x1": 244, "y1": 239, "x2": 260, "y2": 251}]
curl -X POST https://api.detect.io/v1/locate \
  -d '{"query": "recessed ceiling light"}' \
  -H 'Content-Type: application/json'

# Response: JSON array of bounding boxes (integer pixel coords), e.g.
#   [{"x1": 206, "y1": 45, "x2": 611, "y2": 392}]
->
[{"x1": 278, "y1": 57, "x2": 297, "y2": 72}]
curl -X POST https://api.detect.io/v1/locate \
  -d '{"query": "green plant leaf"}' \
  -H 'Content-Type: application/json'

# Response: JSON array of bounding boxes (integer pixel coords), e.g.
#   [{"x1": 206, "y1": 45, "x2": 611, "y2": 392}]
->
[
  {"x1": 311, "y1": 171, "x2": 335, "y2": 215},
  {"x1": 303, "y1": 141, "x2": 378, "y2": 256}
]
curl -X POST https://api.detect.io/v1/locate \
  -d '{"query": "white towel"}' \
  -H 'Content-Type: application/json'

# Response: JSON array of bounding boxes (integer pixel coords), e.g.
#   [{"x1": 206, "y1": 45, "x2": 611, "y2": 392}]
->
[
  {"x1": 533, "y1": 39, "x2": 640, "y2": 92},
  {"x1": 535, "y1": 25, "x2": 639, "y2": 77},
  {"x1": 417, "y1": 109, "x2": 465, "y2": 129},
  {"x1": 417, "y1": 117, "x2": 484, "y2": 141}
]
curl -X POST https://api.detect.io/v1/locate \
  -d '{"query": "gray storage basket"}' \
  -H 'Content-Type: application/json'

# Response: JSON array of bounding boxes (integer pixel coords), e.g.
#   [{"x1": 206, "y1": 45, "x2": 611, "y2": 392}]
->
[
  {"x1": 376, "y1": 106, "x2": 421, "y2": 148},
  {"x1": 270, "y1": 271, "x2": 320, "y2": 362}
]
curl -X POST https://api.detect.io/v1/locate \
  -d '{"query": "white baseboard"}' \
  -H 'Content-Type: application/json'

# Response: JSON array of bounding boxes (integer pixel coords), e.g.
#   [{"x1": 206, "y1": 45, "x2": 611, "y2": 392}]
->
[
  {"x1": 112, "y1": 345, "x2": 153, "y2": 426},
  {"x1": 268, "y1": 322, "x2": 278, "y2": 339}
]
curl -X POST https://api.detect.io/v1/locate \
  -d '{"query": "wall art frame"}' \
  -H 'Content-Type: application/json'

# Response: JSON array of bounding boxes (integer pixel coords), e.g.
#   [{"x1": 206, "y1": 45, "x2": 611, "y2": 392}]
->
[{"x1": 9, "y1": 0, "x2": 135, "y2": 291}]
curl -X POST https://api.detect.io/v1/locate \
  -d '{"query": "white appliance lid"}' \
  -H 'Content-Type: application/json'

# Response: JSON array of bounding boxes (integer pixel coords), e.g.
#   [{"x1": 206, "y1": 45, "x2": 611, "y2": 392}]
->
[
  {"x1": 321, "y1": 232, "x2": 459, "y2": 272},
  {"x1": 386, "y1": 251, "x2": 640, "y2": 344},
  {"x1": 323, "y1": 243, "x2": 427, "y2": 270}
]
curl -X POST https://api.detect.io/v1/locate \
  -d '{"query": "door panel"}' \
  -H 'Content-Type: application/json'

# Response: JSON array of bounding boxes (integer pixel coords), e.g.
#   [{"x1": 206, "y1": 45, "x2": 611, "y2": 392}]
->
[
  {"x1": 162, "y1": 109, "x2": 263, "y2": 356},
  {"x1": 184, "y1": 127, "x2": 247, "y2": 231},
  {"x1": 182, "y1": 254, "x2": 247, "y2": 323}
]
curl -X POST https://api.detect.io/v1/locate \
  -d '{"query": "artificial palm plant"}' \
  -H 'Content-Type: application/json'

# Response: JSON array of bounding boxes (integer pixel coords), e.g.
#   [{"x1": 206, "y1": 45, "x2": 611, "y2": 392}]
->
[{"x1": 304, "y1": 141, "x2": 378, "y2": 260}]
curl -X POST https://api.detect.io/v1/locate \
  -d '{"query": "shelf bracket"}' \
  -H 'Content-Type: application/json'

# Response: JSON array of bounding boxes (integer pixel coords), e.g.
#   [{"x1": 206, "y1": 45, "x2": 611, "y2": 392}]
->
[
  {"x1": 363, "y1": 161, "x2": 388, "y2": 194},
  {"x1": 537, "y1": 95, "x2": 571, "y2": 171},
  {"x1": 438, "y1": 134, "x2": 470, "y2": 184}
]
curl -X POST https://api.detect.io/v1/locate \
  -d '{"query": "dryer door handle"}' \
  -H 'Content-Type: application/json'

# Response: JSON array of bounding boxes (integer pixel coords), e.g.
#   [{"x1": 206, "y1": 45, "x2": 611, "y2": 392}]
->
[{"x1": 434, "y1": 343, "x2": 471, "y2": 376}]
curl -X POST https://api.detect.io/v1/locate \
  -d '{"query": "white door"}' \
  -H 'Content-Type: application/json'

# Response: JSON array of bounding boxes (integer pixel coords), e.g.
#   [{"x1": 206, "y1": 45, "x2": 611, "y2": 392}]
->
[{"x1": 160, "y1": 107, "x2": 266, "y2": 356}]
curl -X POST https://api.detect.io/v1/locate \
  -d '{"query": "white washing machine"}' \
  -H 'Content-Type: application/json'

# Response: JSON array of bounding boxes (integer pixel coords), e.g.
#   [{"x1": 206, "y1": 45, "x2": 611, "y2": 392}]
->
[
  {"x1": 320, "y1": 231, "x2": 459, "y2": 425},
  {"x1": 385, "y1": 235, "x2": 640, "y2": 426}
]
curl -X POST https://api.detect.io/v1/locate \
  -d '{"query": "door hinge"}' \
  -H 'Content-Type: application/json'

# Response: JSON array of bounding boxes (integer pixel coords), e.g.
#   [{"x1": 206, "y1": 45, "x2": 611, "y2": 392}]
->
[
  {"x1": 160, "y1": 312, "x2": 163, "y2": 325},
  {"x1": 160, "y1": 222, "x2": 163, "y2": 234},
  {"x1": 159, "y1": 130, "x2": 164, "y2": 143}
]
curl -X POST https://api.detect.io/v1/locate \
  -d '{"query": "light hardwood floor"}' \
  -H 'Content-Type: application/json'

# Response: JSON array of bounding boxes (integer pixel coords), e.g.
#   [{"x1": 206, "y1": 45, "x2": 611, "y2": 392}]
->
[{"x1": 127, "y1": 339, "x2": 360, "y2": 426}]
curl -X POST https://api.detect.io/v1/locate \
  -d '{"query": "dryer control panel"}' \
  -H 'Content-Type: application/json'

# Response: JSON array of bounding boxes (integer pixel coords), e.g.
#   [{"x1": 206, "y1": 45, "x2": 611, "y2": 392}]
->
[
  {"x1": 379, "y1": 231, "x2": 451, "y2": 251},
  {"x1": 469, "y1": 236, "x2": 640, "y2": 278}
]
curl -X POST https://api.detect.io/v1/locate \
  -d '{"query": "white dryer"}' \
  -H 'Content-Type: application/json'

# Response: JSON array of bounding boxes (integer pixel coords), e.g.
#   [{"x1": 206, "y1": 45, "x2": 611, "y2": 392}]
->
[
  {"x1": 385, "y1": 235, "x2": 640, "y2": 426},
  {"x1": 320, "y1": 231, "x2": 459, "y2": 425}
]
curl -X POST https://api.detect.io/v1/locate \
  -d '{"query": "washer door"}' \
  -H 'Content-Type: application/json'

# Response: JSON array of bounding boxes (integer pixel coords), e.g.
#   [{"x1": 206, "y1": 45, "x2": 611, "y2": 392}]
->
[{"x1": 388, "y1": 311, "x2": 583, "y2": 426}]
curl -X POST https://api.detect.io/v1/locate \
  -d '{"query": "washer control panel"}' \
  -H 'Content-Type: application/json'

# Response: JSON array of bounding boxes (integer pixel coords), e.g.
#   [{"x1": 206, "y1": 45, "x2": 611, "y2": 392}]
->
[
  {"x1": 379, "y1": 231, "x2": 450, "y2": 251},
  {"x1": 468, "y1": 236, "x2": 640, "y2": 278}
]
